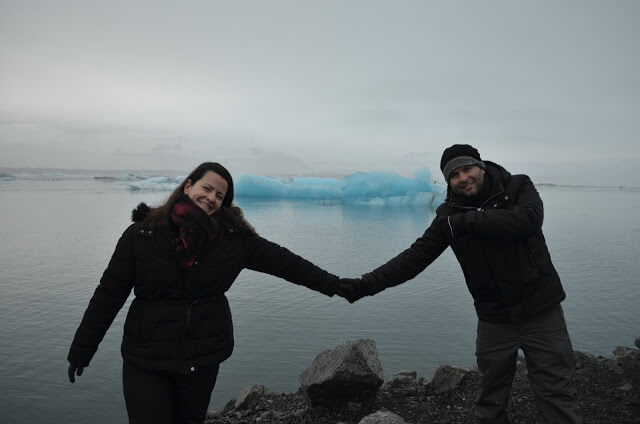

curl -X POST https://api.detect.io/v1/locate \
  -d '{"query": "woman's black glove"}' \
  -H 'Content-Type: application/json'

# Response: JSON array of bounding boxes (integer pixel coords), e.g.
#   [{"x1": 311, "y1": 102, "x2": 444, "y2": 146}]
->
[
  {"x1": 336, "y1": 278, "x2": 367, "y2": 303},
  {"x1": 68, "y1": 362, "x2": 84, "y2": 383}
]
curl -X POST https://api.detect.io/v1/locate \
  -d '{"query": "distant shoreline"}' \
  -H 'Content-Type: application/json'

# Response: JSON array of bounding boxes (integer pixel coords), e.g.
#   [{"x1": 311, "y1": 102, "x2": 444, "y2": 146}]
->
[
  {"x1": 537, "y1": 183, "x2": 640, "y2": 191},
  {"x1": 1, "y1": 166, "x2": 639, "y2": 191}
]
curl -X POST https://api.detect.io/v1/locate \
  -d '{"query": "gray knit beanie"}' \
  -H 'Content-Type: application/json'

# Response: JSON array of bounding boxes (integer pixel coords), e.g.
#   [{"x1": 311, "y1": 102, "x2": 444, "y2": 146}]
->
[{"x1": 440, "y1": 144, "x2": 486, "y2": 181}]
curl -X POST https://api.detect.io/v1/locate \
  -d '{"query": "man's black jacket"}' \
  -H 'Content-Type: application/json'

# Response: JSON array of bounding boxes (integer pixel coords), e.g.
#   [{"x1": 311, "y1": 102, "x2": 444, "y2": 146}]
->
[{"x1": 361, "y1": 161, "x2": 566, "y2": 323}]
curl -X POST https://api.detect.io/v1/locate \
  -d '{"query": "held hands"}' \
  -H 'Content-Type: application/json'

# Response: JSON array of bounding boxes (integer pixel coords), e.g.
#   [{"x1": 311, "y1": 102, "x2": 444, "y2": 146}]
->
[
  {"x1": 68, "y1": 362, "x2": 84, "y2": 383},
  {"x1": 336, "y1": 278, "x2": 367, "y2": 303}
]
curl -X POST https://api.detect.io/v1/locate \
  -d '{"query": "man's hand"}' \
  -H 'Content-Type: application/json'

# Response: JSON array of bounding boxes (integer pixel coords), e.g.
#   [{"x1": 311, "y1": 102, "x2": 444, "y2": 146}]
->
[
  {"x1": 68, "y1": 362, "x2": 84, "y2": 383},
  {"x1": 337, "y1": 278, "x2": 367, "y2": 303}
]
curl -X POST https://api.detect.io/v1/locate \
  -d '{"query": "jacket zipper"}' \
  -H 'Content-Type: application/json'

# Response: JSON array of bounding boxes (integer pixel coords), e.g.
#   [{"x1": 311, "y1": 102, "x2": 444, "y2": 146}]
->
[{"x1": 186, "y1": 300, "x2": 199, "y2": 330}]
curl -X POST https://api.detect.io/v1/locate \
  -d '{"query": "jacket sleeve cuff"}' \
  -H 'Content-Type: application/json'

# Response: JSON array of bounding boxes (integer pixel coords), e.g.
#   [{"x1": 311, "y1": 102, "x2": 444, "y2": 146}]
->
[
  {"x1": 311, "y1": 274, "x2": 340, "y2": 297},
  {"x1": 67, "y1": 343, "x2": 97, "y2": 367}
]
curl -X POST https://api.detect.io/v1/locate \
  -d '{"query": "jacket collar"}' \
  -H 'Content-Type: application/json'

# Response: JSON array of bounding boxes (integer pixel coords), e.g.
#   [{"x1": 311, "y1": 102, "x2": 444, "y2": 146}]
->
[{"x1": 131, "y1": 202, "x2": 238, "y2": 235}]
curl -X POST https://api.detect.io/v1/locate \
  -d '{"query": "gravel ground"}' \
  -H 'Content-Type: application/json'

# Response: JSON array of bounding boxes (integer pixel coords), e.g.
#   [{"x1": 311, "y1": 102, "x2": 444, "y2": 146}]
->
[{"x1": 206, "y1": 347, "x2": 640, "y2": 424}]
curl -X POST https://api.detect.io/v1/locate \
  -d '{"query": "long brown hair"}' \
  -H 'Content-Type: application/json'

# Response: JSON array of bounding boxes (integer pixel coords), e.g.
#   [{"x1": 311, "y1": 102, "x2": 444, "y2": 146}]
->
[{"x1": 145, "y1": 162, "x2": 257, "y2": 236}]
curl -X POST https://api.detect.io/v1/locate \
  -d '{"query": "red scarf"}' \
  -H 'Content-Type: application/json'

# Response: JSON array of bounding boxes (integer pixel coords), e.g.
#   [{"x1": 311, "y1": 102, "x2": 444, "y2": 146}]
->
[{"x1": 170, "y1": 197, "x2": 219, "y2": 268}]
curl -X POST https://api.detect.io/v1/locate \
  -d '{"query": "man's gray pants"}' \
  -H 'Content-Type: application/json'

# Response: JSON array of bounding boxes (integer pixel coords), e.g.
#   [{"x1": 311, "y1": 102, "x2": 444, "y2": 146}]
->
[{"x1": 475, "y1": 305, "x2": 583, "y2": 423}]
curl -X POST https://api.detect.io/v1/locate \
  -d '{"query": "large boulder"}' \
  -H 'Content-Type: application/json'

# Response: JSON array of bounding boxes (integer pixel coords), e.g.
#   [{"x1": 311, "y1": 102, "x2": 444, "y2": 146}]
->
[
  {"x1": 299, "y1": 339, "x2": 384, "y2": 406},
  {"x1": 424, "y1": 365, "x2": 470, "y2": 394},
  {"x1": 359, "y1": 410, "x2": 409, "y2": 424}
]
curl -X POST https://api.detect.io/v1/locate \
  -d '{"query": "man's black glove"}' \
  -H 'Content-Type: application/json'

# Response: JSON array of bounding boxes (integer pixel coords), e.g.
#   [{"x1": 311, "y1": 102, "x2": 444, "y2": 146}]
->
[
  {"x1": 68, "y1": 362, "x2": 84, "y2": 383},
  {"x1": 336, "y1": 278, "x2": 367, "y2": 303}
]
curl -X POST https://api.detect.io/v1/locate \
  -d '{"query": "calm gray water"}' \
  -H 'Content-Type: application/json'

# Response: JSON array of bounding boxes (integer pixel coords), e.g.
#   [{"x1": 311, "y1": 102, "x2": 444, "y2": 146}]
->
[{"x1": 1, "y1": 178, "x2": 639, "y2": 424}]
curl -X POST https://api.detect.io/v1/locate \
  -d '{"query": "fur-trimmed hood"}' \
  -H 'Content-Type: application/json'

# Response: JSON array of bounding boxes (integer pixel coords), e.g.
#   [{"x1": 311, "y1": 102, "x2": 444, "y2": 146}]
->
[{"x1": 131, "y1": 203, "x2": 151, "y2": 223}]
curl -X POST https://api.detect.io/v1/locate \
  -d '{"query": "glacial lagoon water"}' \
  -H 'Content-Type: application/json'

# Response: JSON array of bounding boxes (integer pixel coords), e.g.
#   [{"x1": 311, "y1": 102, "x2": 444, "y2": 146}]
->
[{"x1": 0, "y1": 175, "x2": 638, "y2": 424}]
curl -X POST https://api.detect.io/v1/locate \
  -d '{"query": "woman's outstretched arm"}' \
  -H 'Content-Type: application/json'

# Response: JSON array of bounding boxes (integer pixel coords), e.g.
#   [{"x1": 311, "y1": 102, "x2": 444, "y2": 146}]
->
[
  {"x1": 67, "y1": 224, "x2": 137, "y2": 381},
  {"x1": 244, "y1": 236, "x2": 340, "y2": 297}
]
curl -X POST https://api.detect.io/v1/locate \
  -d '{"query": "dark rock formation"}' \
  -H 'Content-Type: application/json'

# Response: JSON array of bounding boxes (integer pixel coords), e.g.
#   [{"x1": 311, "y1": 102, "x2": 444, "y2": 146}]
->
[
  {"x1": 299, "y1": 339, "x2": 384, "y2": 406},
  {"x1": 424, "y1": 364, "x2": 473, "y2": 395},
  {"x1": 205, "y1": 339, "x2": 640, "y2": 424}
]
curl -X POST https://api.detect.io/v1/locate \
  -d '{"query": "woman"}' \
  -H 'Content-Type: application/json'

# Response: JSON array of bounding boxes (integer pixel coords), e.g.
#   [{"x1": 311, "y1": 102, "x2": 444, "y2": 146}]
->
[{"x1": 67, "y1": 162, "x2": 342, "y2": 424}]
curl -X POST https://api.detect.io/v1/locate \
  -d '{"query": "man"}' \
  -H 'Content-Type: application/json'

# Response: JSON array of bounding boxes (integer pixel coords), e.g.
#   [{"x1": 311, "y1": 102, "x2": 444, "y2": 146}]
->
[{"x1": 338, "y1": 144, "x2": 583, "y2": 423}]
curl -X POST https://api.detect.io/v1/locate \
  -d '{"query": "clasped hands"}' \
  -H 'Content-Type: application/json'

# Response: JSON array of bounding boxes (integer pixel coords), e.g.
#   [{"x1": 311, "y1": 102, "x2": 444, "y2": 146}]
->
[{"x1": 336, "y1": 278, "x2": 370, "y2": 303}]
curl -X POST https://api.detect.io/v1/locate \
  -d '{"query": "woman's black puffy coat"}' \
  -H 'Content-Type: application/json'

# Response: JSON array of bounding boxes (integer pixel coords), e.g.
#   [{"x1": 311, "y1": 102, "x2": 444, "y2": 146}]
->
[
  {"x1": 68, "y1": 208, "x2": 339, "y2": 374},
  {"x1": 360, "y1": 162, "x2": 565, "y2": 323}
]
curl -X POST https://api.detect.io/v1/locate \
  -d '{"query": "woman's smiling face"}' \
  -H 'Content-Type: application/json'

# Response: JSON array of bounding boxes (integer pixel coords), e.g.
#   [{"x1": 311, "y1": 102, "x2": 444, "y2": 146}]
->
[{"x1": 183, "y1": 171, "x2": 228, "y2": 215}]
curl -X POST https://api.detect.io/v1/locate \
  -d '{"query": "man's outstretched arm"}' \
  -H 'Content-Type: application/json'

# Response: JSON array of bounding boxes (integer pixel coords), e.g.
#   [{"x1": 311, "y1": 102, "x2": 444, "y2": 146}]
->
[{"x1": 339, "y1": 220, "x2": 449, "y2": 303}]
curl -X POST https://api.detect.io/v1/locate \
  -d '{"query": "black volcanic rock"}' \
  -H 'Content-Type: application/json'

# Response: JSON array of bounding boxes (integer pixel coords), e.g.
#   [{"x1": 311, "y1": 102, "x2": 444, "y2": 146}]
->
[
  {"x1": 206, "y1": 340, "x2": 640, "y2": 424},
  {"x1": 299, "y1": 339, "x2": 384, "y2": 407}
]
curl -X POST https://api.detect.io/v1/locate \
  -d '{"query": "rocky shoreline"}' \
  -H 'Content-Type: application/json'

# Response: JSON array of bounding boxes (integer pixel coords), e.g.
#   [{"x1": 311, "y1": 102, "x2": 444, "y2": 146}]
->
[{"x1": 205, "y1": 338, "x2": 640, "y2": 424}]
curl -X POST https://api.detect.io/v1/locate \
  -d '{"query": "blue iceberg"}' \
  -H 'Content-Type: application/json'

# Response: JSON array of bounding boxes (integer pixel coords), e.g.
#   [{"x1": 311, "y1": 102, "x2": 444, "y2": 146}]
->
[
  {"x1": 235, "y1": 169, "x2": 445, "y2": 206},
  {"x1": 234, "y1": 175, "x2": 343, "y2": 200},
  {"x1": 125, "y1": 168, "x2": 446, "y2": 206}
]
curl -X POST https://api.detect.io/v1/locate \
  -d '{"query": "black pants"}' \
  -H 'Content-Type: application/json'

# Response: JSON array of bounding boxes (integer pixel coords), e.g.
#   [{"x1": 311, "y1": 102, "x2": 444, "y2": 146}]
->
[
  {"x1": 122, "y1": 360, "x2": 219, "y2": 424},
  {"x1": 475, "y1": 305, "x2": 583, "y2": 424}
]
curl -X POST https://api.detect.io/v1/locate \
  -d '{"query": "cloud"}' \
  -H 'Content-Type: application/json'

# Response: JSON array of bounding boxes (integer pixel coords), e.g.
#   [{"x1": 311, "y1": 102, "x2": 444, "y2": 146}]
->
[
  {"x1": 339, "y1": 107, "x2": 407, "y2": 128},
  {"x1": 0, "y1": 1, "x2": 638, "y2": 185}
]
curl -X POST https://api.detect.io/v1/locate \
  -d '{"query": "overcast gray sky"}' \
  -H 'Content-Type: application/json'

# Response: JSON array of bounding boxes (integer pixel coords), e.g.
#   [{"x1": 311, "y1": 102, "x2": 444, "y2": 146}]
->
[{"x1": 1, "y1": 0, "x2": 638, "y2": 185}]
